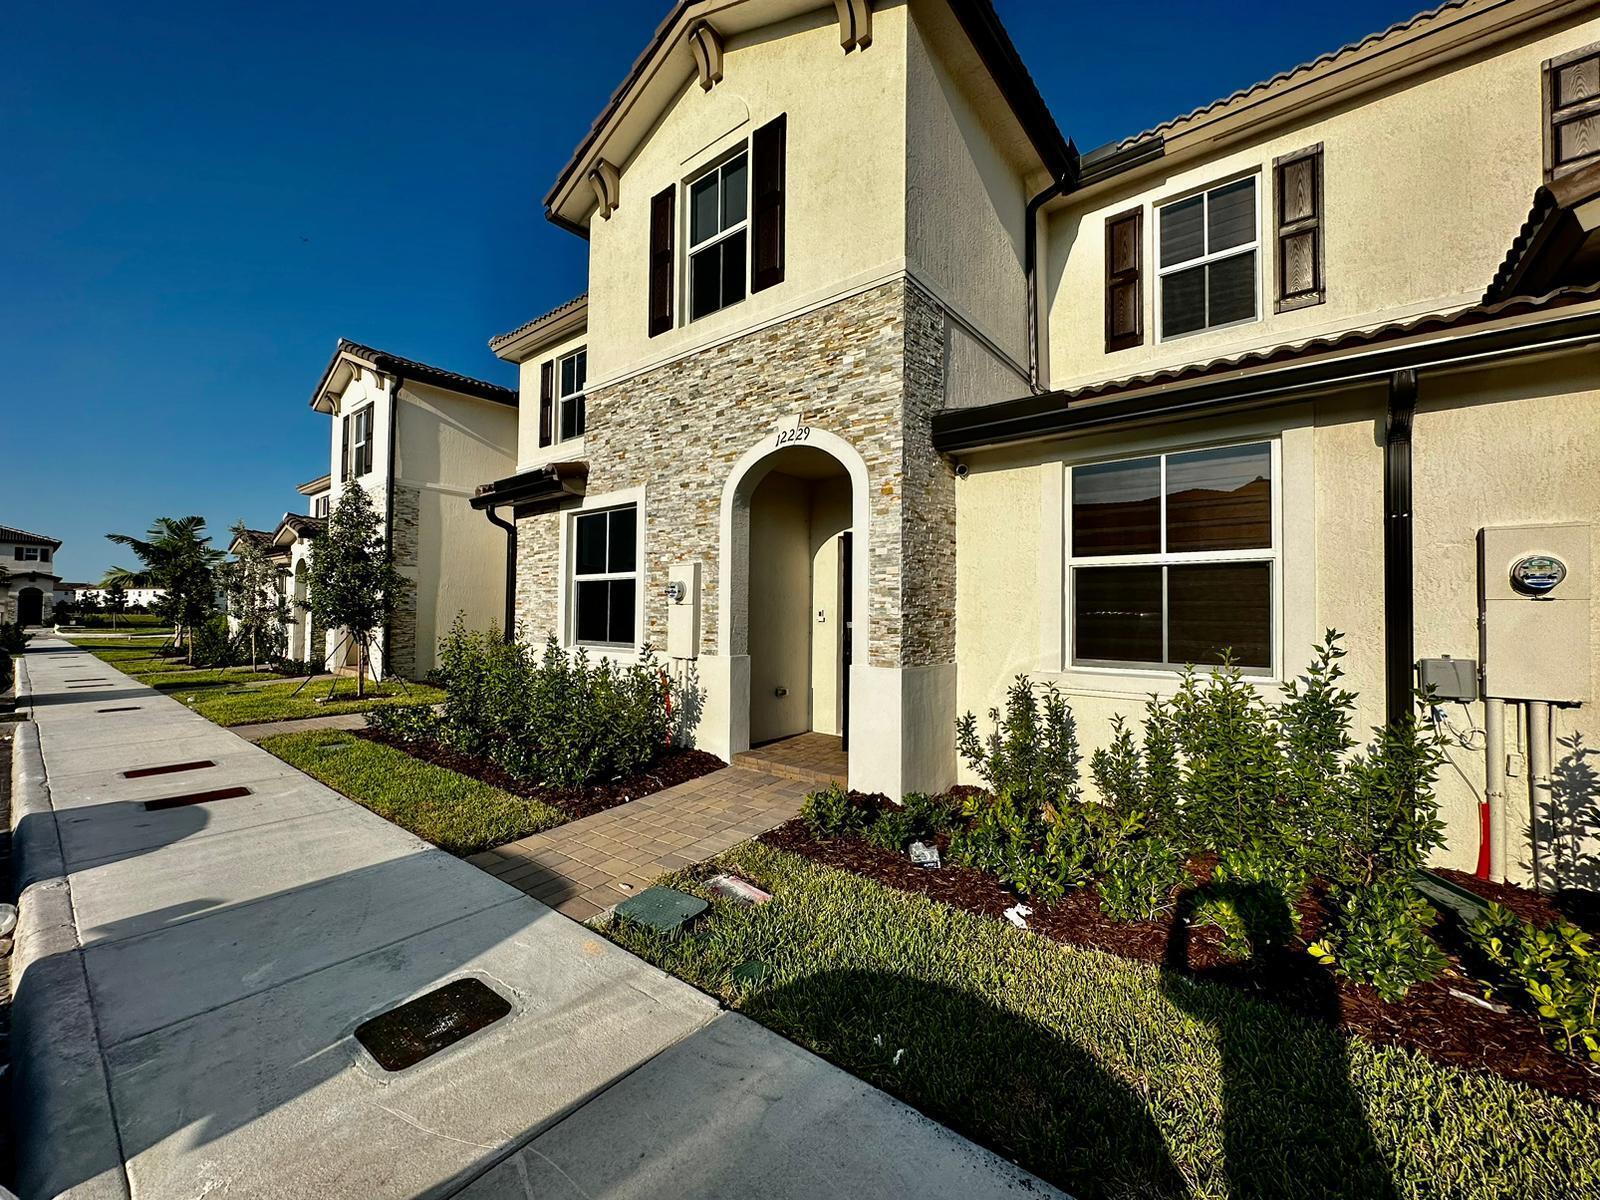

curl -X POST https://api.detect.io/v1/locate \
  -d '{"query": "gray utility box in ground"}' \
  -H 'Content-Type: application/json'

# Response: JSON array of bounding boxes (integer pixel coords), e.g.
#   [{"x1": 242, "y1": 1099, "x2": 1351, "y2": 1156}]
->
[{"x1": 1478, "y1": 522, "x2": 1591, "y2": 703}]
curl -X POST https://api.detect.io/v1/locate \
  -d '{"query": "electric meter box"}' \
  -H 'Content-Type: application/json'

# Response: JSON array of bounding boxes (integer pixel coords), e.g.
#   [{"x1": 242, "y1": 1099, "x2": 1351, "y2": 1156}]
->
[
  {"x1": 1478, "y1": 523, "x2": 1591, "y2": 703},
  {"x1": 1417, "y1": 657, "x2": 1478, "y2": 703},
  {"x1": 666, "y1": 560, "x2": 702, "y2": 660}
]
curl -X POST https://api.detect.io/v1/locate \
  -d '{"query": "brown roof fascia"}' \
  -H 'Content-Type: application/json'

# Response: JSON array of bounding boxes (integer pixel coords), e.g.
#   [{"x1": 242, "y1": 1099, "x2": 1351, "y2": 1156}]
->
[{"x1": 1486, "y1": 162, "x2": 1600, "y2": 303}]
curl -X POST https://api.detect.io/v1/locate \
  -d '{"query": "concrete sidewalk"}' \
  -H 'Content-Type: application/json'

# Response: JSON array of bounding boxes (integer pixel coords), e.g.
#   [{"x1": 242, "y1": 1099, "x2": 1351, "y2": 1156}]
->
[{"x1": 9, "y1": 636, "x2": 1062, "y2": 1200}]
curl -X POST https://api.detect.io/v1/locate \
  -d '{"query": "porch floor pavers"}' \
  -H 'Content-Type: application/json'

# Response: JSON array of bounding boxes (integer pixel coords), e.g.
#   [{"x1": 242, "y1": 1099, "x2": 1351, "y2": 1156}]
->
[
  {"x1": 467, "y1": 765, "x2": 812, "y2": 919},
  {"x1": 733, "y1": 730, "x2": 848, "y2": 785}
]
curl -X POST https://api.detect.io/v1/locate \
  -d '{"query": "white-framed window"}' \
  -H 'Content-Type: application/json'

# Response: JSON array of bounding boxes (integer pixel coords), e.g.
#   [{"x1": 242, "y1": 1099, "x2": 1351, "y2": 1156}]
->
[
  {"x1": 570, "y1": 504, "x2": 638, "y2": 649},
  {"x1": 686, "y1": 149, "x2": 749, "y2": 321},
  {"x1": 1068, "y1": 439, "x2": 1278, "y2": 674},
  {"x1": 558, "y1": 348, "x2": 587, "y2": 442},
  {"x1": 313, "y1": 494, "x2": 329, "y2": 518},
  {"x1": 1157, "y1": 175, "x2": 1259, "y2": 340},
  {"x1": 15, "y1": 546, "x2": 46, "y2": 562},
  {"x1": 342, "y1": 405, "x2": 374, "y2": 480}
]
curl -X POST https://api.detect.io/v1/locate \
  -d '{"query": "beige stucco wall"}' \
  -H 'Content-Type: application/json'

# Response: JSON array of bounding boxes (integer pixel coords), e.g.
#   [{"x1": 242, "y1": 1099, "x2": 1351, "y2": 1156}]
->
[
  {"x1": 809, "y1": 475, "x2": 852, "y2": 736},
  {"x1": 396, "y1": 381, "x2": 518, "y2": 672},
  {"x1": 1044, "y1": 14, "x2": 1600, "y2": 391},
  {"x1": 748, "y1": 471, "x2": 812, "y2": 743},
  {"x1": 903, "y1": 1, "x2": 1031, "y2": 375},
  {"x1": 953, "y1": 354, "x2": 1600, "y2": 886},
  {"x1": 584, "y1": 5, "x2": 910, "y2": 388}
]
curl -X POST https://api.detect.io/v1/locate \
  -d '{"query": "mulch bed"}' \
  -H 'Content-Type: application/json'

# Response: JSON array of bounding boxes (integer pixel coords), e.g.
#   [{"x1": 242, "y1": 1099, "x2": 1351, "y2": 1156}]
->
[
  {"x1": 761, "y1": 796, "x2": 1600, "y2": 1107},
  {"x1": 356, "y1": 728, "x2": 726, "y2": 821}
]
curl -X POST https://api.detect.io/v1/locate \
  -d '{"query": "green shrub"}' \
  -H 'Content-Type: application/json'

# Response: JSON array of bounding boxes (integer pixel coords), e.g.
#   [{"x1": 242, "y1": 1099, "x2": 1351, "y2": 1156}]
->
[
  {"x1": 189, "y1": 615, "x2": 242, "y2": 668},
  {"x1": 1467, "y1": 902, "x2": 1600, "y2": 1064},
  {"x1": 863, "y1": 792, "x2": 960, "y2": 852},
  {"x1": 1308, "y1": 878, "x2": 1447, "y2": 1002},
  {"x1": 0, "y1": 622, "x2": 28, "y2": 654},
  {"x1": 956, "y1": 676, "x2": 1081, "y2": 808},
  {"x1": 365, "y1": 702, "x2": 445, "y2": 745},
  {"x1": 425, "y1": 621, "x2": 671, "y2": 788},
  {"x1": 1098, "y1": 837, "x2": 1187, "y2": 922},
  {"x1": 801, "y1": 782, "x2": 867, "y2": 840}
]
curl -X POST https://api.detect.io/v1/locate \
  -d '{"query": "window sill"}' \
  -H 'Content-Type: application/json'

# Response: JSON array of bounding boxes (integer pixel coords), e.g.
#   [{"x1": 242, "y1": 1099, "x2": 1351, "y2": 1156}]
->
[{"x1": 1035, "y1": 664, "x2": 1286, "y2": 703}]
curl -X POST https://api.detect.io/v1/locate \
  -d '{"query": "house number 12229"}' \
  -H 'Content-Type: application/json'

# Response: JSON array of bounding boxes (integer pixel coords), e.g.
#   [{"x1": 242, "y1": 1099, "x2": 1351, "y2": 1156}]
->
[{"x1": 776, "y1": 426, "x2": 811, "y2": 446}]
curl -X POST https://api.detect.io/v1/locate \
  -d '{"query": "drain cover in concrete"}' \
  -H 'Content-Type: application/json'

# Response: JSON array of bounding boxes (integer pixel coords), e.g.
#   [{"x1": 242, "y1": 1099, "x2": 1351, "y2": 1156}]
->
[
  {"x1": 355, "y1": 978, "x2": 512, "y2": 1071},
  {"x1": 144, "y1": 786, "x2": 252, "y2": 812},
  {"x1": 614, "y1": 887, "x2": 707, "y2": 937}
]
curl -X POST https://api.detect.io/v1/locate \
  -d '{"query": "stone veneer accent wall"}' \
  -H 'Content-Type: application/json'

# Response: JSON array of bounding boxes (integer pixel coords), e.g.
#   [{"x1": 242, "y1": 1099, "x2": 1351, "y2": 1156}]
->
[
  {"x1": 387, "y1": 483, "x2": 421, "y2": 679},
  {"x1": 512, "y1": 277, "x2": 957, "y2": 670}
]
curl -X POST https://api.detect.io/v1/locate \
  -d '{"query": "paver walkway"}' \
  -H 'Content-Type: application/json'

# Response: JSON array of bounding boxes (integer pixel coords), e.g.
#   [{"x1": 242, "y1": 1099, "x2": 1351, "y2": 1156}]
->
[
  {"x1": 468, "y1": 767, "x2": 812, "y2": 920},
  {"x1": 734, "y1": 730, "x2": 848, "y2": 784},
  {"x1": 9, "y1": 636, "x2": 1063, "y2": 1200}
]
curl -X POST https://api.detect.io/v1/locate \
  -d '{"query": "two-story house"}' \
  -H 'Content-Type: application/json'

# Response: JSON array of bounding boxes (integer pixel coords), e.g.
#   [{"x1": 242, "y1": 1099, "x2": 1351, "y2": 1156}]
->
[
  {"x1": 1, "y1": 525, "x2": 64, "y2": 625},
  {"x1": 479, "y1": 0, "x2": 1600, "y2": 889},
  {"x1": 308, "y1": 340, "x2": 518, "y2": 678}
]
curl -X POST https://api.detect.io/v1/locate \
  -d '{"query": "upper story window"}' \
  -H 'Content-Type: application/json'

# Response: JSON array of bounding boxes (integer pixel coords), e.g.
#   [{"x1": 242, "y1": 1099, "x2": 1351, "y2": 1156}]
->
[
  {"x1": 312, "y1": 494, "x2": 330, "y2": 519},
  {"x1": 13, "y1": 546, "x2": 48, "y2": 563},
  {"x1": 571, "y1": 504, "x2": 638, "y2": 649},
  {"x1": 558, "y1": 348, "x2": 587, "y2": 441},
  {"x1": 688, "y1": 151, "x2": 749, "y2": 321},
  {"x1": 1158, "y1": 176, "x2": 1259, "y2": 340},
  {"x1": 647, "y1": 114, "x2": 786, "y2": 338},
  {"x1": 1069, "y1": 440, "x2": 1277, "y2": 674},
  {"x1": 341, "y1": 404, "x2": 374, "y2": 480}
]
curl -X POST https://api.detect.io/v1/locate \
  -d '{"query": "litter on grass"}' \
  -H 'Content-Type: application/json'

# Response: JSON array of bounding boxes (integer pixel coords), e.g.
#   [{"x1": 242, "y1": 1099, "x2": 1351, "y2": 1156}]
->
[
  {"x1": 1448, "y1": 986, "x2": 1511, "y2": 1014},
  {"x1": 908, "y1": 841, "x2": 940, "y2": 869},
  {"x1": 707, "y1": 873, "x2": 773, "y2": 905},
  {"x1": 1003, "y1": 903, "x2": 1033, "y2": 929}
]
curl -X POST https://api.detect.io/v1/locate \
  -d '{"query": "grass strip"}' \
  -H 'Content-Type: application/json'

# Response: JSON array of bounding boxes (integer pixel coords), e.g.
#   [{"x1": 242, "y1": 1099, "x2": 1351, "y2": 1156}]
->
[
  {"x1": 142, "y1": 667, "x2": 289, "y2": 690},
  {"x1": 604, "y1": 841, "x2": 1600, "y2": 1200},
  {"x1": 181, "y1": 679, "x2": 445, "y2": 727},
  {"x1": 261, "y1": 728, "x2": 563, "y2": 854}
]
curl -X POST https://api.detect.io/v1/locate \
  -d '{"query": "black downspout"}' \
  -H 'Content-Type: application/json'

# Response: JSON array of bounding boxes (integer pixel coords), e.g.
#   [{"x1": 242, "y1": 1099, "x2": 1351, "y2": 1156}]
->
[
  {"x1": 1024, "y1": 178, "x2": 1068, "y2": 393},
  {"x1": 1384, "y1": 369, "x2": 1418, "y2": 727},
  {"x1": 482, "y1": 504, "x2": 517, "y2": 642}
]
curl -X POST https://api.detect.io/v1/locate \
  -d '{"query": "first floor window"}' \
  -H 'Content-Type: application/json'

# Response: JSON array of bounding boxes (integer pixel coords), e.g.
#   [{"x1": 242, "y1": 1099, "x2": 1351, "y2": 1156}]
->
[
  {"x1": 572, "y1": 505, "x2": 638, "y2": 648},
  {"x1": 558, "y1": 348, "x2": 587, "y2": 441},
  {"x1": 687, "y1": 150, "x2": 748, "y2": 321},
  {"x1": 1069, "y1": 440, "x2": 1276, "y2": 671},
  {"x1": 1158, "y1": 176, "x2": 1258, "y2": 339}
]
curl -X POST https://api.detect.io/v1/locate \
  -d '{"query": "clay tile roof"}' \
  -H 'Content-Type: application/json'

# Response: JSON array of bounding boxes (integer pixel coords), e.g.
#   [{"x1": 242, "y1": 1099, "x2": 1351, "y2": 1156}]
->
[
  {"x1": 0, "y1": 525, "x2": 62, "y2": 548},
  {"x1": 332, "y1": 339, "x2": 516, "y2": 406},
  {"x1": 1485, "y1": 161, "x2": 1600, "y2": 303},
  {"x1": 489, "y1": 293, "x2": 588, "y2": 353},
  {"x1": 1107, "y1": 1, "x2": 1469, "y2": 153}
]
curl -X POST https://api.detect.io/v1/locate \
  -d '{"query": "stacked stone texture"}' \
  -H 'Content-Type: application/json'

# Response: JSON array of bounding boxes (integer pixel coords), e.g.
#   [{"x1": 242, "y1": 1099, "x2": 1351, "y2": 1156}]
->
[{"x1": 512, "y1": 278, "x2": 957, "y2": 672}]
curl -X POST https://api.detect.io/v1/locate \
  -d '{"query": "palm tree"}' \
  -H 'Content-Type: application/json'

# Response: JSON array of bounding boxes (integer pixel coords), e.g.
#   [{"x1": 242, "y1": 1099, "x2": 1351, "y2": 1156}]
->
[{"x1": 106, "y1": 516, "x2": 224, "y2": 662}]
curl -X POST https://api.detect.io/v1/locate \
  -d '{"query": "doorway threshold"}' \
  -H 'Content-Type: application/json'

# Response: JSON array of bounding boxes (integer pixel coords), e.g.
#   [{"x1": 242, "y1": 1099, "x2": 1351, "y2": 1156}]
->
[{"x1": 734, "y1": 733, "x2": 847, "y2": 787}]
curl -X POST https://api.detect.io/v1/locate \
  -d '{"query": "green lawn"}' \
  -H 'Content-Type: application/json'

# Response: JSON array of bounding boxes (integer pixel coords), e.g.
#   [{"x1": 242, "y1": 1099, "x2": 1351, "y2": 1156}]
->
[
  {"x1": 604, "y1": 842, "x2": 1599, "y2": 1200},
  {"x1": 262, "y1": 729, "x2": 563, "y2": 854},
  {"x1": 143, "y1": 667, "x2": 290, "y2": 691},
  {"x1": 181, "y1": 678, "x2": 446, "y2": 726}
]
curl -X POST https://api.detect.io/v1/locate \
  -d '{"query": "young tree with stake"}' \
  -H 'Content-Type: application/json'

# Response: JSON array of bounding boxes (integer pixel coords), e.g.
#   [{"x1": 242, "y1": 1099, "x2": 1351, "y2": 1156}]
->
[
  {"x1": 306, "y1": 485, "x2": 402, "y2": 698},
  {"x1": 225, "y1": 523, "x2": 288, "y2": 672}
]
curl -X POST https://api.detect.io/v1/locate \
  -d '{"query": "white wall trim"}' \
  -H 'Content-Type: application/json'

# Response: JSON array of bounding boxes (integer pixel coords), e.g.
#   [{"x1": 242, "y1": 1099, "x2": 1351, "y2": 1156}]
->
[{"x1": 556, "y1": 483, "x2": 649, "y2": 657}]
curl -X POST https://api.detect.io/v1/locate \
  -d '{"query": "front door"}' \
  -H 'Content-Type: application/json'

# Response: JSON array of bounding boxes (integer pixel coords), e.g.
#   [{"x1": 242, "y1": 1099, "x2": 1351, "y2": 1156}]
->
[
  {"x1": 17, "y1": 587, "x2": 43, "y2": 626},
  {"x1": 840, "y1": 531, "x2": 853, "y2": 752}
]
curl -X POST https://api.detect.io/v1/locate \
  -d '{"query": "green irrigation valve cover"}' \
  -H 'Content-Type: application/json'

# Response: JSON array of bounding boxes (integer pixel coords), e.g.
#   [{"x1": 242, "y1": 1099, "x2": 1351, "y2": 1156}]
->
[
  {"x1": 615, "y1": 886, "x2": 708, "y2": 937},
  {"x1": 731, "y1": 960, "x2": 771, "y2": 989}
]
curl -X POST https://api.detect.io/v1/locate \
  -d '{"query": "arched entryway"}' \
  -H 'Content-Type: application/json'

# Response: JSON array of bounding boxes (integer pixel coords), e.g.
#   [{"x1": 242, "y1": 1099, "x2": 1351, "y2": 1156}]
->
[
  {"x1": 718, "y1": 426, "x2": 870, "y2": 777},
  {"x1": 16, "y1": 587, "x2": 43, "y2": 626}
]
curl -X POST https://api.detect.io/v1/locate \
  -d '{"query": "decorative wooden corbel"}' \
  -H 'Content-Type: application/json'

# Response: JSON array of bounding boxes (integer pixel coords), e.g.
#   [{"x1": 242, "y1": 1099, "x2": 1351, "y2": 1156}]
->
[
  {"x1": 688, "y1": 20, "x2": 725, "y2": 91},
  {"x1": 588, "y1": 158, "x2": 621, "y2": 220},
  {"x1": 834, "y1": 0, "x2": 872, "y2": 51}
]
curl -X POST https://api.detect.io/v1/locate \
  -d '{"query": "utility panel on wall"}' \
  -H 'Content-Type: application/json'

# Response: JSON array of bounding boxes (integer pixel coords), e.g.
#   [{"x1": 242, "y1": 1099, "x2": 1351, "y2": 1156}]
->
[{"x1": 1478, "y1": 523, "x2": 1591, "y2": 703}]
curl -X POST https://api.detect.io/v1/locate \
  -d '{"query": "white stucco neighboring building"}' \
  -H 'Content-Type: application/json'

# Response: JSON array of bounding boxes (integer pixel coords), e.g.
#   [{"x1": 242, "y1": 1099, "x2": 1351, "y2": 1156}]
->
[
  {"x1": 306, "y1": 340, "x2": 519, "y2": 678},
  {"x1": 1, "y1": 525, "x2": 63, "y2": 625}
]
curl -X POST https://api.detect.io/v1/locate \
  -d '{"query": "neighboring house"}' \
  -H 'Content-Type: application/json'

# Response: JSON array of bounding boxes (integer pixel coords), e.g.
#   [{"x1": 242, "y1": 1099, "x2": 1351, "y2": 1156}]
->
[
  {"x1": 477, "y1": 0, "x2": 1600, "y2": 888},
  {"x1": 75, "y1": 586, "x2": 169, "y2": 609},
  {"x1": 224, "y1": 527, "x2": 291, "y2": 643},
  {"x1": 1, "y1": 525, "x2": 63, "y2": 625},
  {"x1": 298, "y1": 472, "x2": 332, "y2": 519},
  {"x1": 309, "y1": 340, "x2": 518, "y2": 678}
]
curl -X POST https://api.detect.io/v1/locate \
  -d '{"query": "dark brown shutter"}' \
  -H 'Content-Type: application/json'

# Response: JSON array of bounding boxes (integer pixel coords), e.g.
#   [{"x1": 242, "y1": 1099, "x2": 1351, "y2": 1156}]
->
[
  {"x1": 1546, "y1": 42, "x2": 1600, "y2": 180},
  {"x1": 1103, "y1": 208, "x2": 1142, "y2": 352},
  {"x1": 751, "y1": 113, "x2": 787, "y2": 293},
  {"x1": 1274, "y1": 144, "x2": 1324, "y2": 312},
  {"x1": 539, "y1": 360, "x2": 555, "y2": 447},
  {"x1": 648, "y1": 186, "x2": 675, "y2": 336},
  {"x1": 340, "y1": 413, "x2": 351, "y2": 480}
]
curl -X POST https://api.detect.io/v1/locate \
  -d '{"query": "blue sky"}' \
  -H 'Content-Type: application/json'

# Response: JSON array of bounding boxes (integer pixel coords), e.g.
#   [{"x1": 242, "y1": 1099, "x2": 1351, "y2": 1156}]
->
[{"x1": 3, "y1": 0, "x2": 1426, "y2": 582}]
